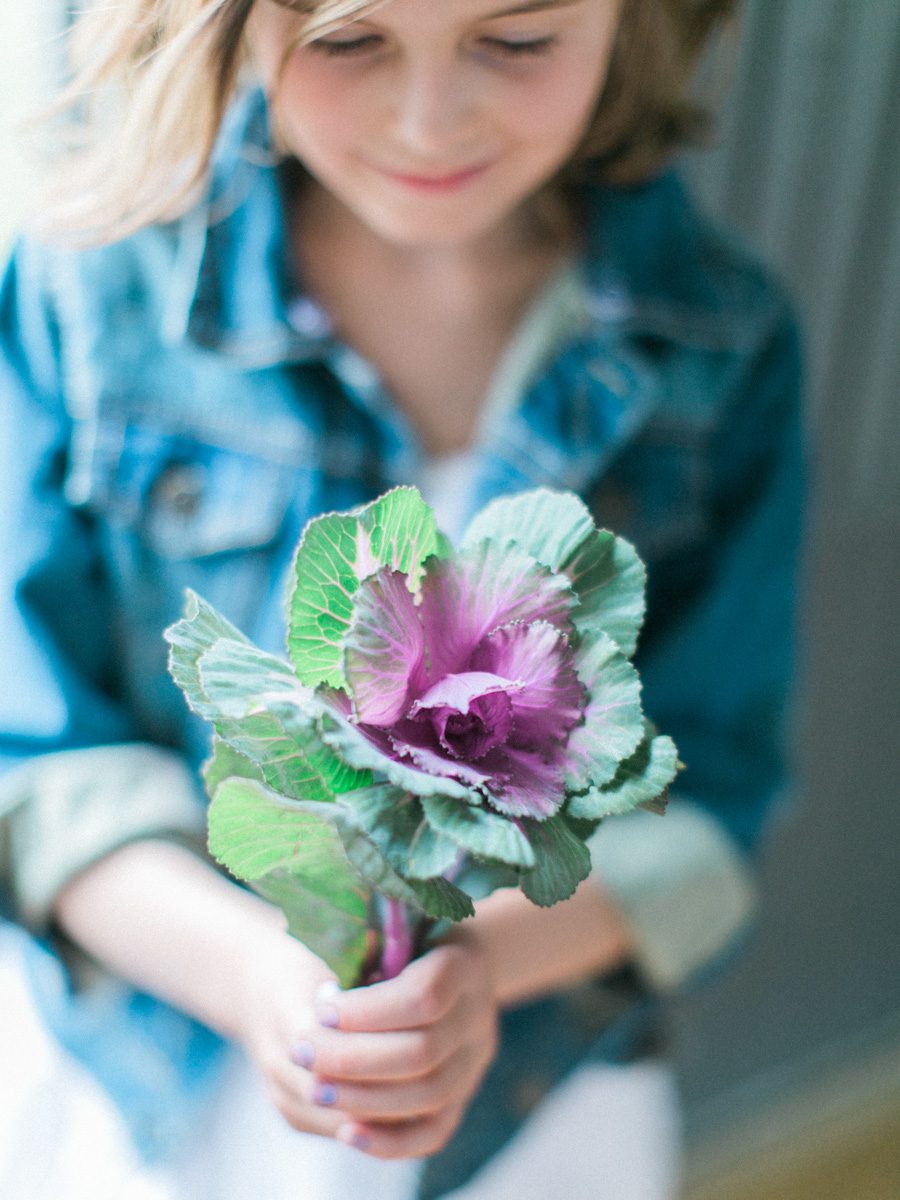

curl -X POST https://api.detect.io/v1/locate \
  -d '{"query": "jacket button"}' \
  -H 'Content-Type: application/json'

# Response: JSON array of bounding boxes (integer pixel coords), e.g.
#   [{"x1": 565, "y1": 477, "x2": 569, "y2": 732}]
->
[
  {"x1": 286, "y1": 295, "x2": 333, "y2": 338},
  {"x1": 154, "y1": 463, "x2": 206, "y2": 518}
]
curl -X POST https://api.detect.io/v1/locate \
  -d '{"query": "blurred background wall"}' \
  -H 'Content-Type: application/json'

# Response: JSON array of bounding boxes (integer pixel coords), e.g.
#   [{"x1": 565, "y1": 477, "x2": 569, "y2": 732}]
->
[
  {"x1": 677, "y1": 2, "x2": 900, "y2": 1195},
  {"x1": 0, "y1": 4, "x2": 59, "y2": 240},
  {"x1": 1, "y1": 2, "x2": 898, "y2": 1197}
]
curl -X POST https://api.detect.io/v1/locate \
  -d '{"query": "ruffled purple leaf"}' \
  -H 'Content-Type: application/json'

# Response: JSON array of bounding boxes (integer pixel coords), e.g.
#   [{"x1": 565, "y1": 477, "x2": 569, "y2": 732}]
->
[
  {"x1": 317, "y1": 703, "x2": 477, "y2": 801},
  {"x1": 388, "y1": 720, "x2": 495, "y2": 792},
  {"x1": 479, "y1": 742, "x2": 567, "y2": 820},
  {"x1": 344, "y1": 567, "x2": 425, "y2": 726},
  {"x1": 410, "y1": 672, "x2": 519, "y2": 760},
  {"x1": 416, "y1": 540, "x2": 576, "y2": 683},
  {"x1": 470, "y1": 620, "x2": 584, "y2": 748}
]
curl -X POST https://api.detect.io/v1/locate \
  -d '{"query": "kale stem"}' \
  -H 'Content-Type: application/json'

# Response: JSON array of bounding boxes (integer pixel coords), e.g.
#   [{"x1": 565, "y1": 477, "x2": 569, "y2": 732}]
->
[{"x1": 380, "y1": 897, "x2": 413, "y2": 980}]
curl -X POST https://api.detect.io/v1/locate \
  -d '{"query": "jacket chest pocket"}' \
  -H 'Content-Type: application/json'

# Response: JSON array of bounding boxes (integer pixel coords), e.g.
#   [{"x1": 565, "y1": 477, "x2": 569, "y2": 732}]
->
[
  {"x1": 62, "y1": 414, "x2": 312, "y2": 743},
  {"x1": 66, "y1": 418, "x2": 300, "y2": 562}
]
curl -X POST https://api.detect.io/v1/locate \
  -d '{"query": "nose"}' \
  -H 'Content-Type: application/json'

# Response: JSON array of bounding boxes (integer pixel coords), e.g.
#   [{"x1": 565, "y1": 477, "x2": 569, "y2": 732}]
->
[{"x1": 390, "y1": 60, "x2": 477, "y2": 157}]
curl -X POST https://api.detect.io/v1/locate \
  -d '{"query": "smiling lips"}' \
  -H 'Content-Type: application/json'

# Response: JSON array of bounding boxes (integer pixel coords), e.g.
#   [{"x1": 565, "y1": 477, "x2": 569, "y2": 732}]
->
[{"x1": 374, "y1": 160, "x2": 493, "y2": 192}]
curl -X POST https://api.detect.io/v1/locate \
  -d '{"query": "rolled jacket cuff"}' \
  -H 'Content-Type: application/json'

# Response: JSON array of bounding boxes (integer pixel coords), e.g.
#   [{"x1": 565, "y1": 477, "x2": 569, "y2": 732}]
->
[
  {"x1": 1, "y1": 743, "x2": 207, "y2": 930},
  {"x1": 588, "y1": 796, "x2": 757, "y2": 992}
]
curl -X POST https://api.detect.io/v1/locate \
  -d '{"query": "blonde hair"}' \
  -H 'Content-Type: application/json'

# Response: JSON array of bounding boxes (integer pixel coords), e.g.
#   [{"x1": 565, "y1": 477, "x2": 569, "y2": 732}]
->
[{"x1": 38, "y1": 0, "x2": 739, "y2": 244}]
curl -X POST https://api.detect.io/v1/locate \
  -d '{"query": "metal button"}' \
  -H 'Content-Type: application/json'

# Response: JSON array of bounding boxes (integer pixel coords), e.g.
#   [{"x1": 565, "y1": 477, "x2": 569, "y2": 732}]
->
[
  {"x1": 154, "y1": 463, "x2": 206, "y2": 519},
  {"x1": 286, "y1": 295, "x2": 333, "y2": 338}
]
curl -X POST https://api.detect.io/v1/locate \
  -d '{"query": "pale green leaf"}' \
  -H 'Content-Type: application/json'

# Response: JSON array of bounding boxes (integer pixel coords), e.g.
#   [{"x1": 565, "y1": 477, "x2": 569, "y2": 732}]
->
[
  {"x1": 459, "y1": 488, "x2": 646, "y2": 656},
  {"x1": 194, "y1": 633, "x2": 372, "y2": 798},
  {"x1": 340, "y1": 787, "x2": 461, "y2": 880},
  {"x1": 565, "y1": 529, "x2": 646, "y2": 657},
  {"x1": 213, "y1": 711, "x2": 339, "y2": 804},
  {"x1": 568, "y1": 730, "x2": 679, "y2": 820},
  {"x1": 330, "y1": 792, "x2": 474, "y2": 920},
  {"x1": 197, "y1": 638, "x2": 301, "y2": 719},
  {"x1": 207, "y1": 777, "x2": 370, "y2": 987},
  {"x1": 327, "y1": 803, "x2": 427, "y2": 906},
  {"x1": 564, "y1": 631, "x2": 645, "y2": 792},
  {"x1": 201, "y1": 739, "x2": 264, "y2": 796},
  {"x1": 460, "y1": 488, "x2": 596, "y2": 574},
  {"x1": 520, "y1": 814, "x2": 592, "y2": 907},
  {"x1": 286, "y1": 487, "x2": 443, "y2": 689},
  {"x1": 269, "y1": 699, "x2": 373, "y2": 795},
  {"x1": 164, "y1": 590, "x2": 252, "y2": 719},
  {"x1": 360, "y1": 487, "x2": 445, "y2": 591},
  {"x1": 251, "y1": 870, "x2": 370, "y2": 989},
  {"x1": 209, "y1": 778, "x2": 342, "y2": 880},
  {"x1": 421, "y1": 794, "x2": 535, "y2": 868}
]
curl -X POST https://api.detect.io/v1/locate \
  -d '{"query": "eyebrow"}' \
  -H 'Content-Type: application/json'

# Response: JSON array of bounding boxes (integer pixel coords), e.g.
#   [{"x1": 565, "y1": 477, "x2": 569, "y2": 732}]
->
[{"x1": 486, "y1": 0, "x2": 584, "y2": 18}]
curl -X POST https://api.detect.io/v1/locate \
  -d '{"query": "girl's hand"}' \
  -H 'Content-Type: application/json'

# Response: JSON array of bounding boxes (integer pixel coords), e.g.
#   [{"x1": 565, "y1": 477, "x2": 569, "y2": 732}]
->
[
  {"x1": 233, "y1": 924, "x2": 355, "y2": 1141},
  {"x1": 296, "y1": 937, "x2": 499, "y2": 1160}
]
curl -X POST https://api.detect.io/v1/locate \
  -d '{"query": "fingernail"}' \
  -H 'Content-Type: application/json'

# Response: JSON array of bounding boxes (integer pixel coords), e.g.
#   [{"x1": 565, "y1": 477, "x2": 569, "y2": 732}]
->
[
  {"x1": 313, "y1": 1081, "x2": 338, "y2": 1106},
  {"x1": 337, "y1": 1125, "x2": 370, "y2": 1152},
  {"x1": 290, "y1": 1040, "x2": 315, "y2": 1069},
  {"x1": 315, "y1": 980, "x2": 341, "y2": 1028},
  {"x1": 317, "y1": 1004, "x2": 340, "y2": 1028}
]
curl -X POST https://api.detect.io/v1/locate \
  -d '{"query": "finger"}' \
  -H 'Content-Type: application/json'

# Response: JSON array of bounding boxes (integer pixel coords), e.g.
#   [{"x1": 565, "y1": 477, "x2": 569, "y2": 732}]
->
[
  {"x1": 315, "y1": 946, "x2": 468, "y2": 1033},
  {"x1": 266, "y1": 1079, "x2": 349, "y2": 1139},
  {"x1": 311, "y1": 1047, "x2": 475, "y2": 1122},
  {"x1": 336, "y1": 1106, "x2": 464, "y2": 1161},
  {"x1": 291, "y1": 1019, "x2": 458, "y2": 1084}
]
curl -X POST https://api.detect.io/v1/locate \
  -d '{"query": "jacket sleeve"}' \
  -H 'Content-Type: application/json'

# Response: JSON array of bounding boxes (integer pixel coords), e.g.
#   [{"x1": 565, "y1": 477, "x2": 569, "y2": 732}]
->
[
  {"x1": 590, "y1": 300, "x2": 807, "y2": 991},
  {"x1": 0, "y1": 240, "x2": 206, "y2": 930}
]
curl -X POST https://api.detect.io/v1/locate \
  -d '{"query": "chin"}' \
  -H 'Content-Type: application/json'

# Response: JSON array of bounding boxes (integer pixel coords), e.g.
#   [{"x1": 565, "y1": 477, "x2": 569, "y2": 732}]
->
[
  {"x1": 356, "y1": 198, "x2": 524, "y2": 251},
  {"x1": 373, "y1": 219, "x2": 494, "y2": 248}
]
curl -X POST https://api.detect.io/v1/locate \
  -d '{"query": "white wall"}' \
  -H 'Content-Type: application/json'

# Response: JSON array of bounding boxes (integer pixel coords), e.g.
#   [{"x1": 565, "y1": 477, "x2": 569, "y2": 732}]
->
[{"x1": 0, "y1": 2, "x2": 62, "y2": 249}]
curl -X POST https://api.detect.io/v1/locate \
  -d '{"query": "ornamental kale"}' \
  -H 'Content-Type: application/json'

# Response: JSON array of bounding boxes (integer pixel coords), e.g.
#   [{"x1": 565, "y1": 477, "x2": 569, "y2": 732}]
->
[{"x1": 165, "y1": 487, "x2": 678, "y2": 988}]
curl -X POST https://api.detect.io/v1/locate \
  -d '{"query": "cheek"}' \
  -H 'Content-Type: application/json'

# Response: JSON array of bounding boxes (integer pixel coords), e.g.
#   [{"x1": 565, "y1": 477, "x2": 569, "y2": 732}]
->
[
  {"x1": 274, "y1": 69, "x2": 362, "y2": 160},
  {"x1": 506, "y1": 61, "x2": 608, "y2": 158},
  {"x1": 532, "y1": 16, "x2": 621, "y2": 139}
]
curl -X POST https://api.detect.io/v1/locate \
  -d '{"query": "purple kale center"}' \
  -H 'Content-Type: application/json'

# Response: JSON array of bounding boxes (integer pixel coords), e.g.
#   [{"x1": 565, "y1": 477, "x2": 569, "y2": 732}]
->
[
  {"x1": 415, "y1": 684, "x2": 514, "y2": 761},
  {"x1": 345, "y1": 552, "x2": 588, "y2": 819}
]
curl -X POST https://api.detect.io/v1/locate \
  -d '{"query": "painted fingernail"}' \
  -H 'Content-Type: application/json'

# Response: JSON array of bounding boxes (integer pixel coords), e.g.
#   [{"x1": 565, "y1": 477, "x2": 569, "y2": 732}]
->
[
  {"x1": 313, "y1": 1081, "x2": 338, "y2": 1106},
  {"x1": 290, "y1": 1040, "x2": 315, "y2": 1069},
  {"x1": 337, "y1": 1125, "x2": 370, "y2": 1152},
  {"x1": 315, "y1": 981, "x2": 341, "y2": 1028},
  {"x1": 317, "y1": 1004, "x2": 340, "y2": 1028}
]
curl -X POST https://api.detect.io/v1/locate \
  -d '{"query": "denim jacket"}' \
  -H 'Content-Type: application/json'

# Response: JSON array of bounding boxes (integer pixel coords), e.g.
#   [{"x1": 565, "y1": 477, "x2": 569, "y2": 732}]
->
[{"x1": 0, "y1": 91, "x2": 804, "y2": 1194}]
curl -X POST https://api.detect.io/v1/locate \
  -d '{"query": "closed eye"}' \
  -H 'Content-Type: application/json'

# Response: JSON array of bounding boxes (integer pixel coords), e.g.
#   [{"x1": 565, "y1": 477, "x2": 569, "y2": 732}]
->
[
  {"x1": 307, "y1": 34, "x2": 383, "y2": 57},
  {"x1": 307, "y1": 34, "x2": 559, "y2": 59},
  {"x1": 480, "y1": 36, "x2": 557, "y2": 57}
]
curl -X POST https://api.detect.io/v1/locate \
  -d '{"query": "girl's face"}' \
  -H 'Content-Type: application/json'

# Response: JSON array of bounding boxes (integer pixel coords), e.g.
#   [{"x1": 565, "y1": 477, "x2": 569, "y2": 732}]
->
[{"x1": 250, "y1": 0, "x2": 623, "y2": 250}]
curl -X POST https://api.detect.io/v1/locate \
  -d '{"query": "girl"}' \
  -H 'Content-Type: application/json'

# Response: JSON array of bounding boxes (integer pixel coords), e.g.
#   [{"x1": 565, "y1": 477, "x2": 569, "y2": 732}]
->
[{"x1": 0, "y1": 0, "x2": 804, "y2": 1196}]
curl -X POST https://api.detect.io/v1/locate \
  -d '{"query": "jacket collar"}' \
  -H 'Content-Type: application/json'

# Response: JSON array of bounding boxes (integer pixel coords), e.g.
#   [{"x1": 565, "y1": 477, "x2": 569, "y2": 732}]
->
[
  {"x1": 161, "y1": 91, "x2": 333, "y2": 368},
  {"x1": 578, "y1": 172, "x2": 776, "y2": 351}
]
